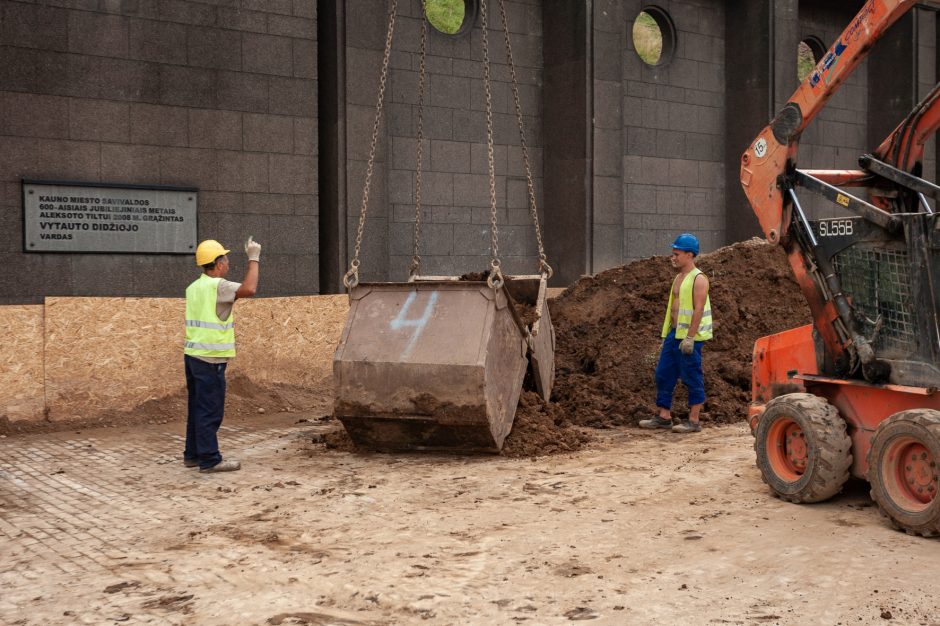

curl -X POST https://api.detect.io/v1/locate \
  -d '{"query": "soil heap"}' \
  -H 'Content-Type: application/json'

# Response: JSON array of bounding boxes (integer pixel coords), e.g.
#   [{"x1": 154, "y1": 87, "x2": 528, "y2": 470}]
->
[{"x1": 546, "y1": 239, "x2": 810, "y2": 428}]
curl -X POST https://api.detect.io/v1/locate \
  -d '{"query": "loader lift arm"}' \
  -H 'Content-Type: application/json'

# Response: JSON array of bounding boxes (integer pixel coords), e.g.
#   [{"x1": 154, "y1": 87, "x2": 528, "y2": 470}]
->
[{"x1": 740, "y1": 0, "x2": 940, "y2": 381}]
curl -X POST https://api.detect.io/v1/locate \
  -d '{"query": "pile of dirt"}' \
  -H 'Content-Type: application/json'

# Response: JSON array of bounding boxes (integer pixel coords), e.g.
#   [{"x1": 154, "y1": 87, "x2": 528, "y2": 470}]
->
[
  {"x1": 501, "y1": 391, "x2": 591, "y2": 457},
  {"x1": 548, "y1": 239, "x2": 810, "y2": 427}
]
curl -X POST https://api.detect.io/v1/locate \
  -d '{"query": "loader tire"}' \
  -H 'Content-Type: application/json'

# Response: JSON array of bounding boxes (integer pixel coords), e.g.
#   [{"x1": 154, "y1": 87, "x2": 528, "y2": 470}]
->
[
  {"x1": 868, "y1": 409, "x2": 940, "y2": 537},
  {"x1": 754, "y1": 393, "x2": 852, "y2": 503}
]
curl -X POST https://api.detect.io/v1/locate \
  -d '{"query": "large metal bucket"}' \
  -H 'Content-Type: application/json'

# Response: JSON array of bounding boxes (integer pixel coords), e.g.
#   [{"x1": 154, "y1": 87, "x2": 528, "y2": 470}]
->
[{"x1": 333, "y1": 275, "x2": 554, "y2": 452}]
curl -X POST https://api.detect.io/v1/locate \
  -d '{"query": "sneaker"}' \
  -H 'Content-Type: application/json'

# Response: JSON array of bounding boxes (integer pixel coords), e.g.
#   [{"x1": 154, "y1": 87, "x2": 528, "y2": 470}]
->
[
  {"x1": 200, "y1": 459, "x2": 241, "y2": 473},
  {"x1": 672, "y1": 420, "x2": 702, "y2": 433},
  {"x1": 639, "y1": 416, "x2": 673, "y2": 429},
  {"x1": 184, "y1": 458, "x2": 198, "y2": 468}
]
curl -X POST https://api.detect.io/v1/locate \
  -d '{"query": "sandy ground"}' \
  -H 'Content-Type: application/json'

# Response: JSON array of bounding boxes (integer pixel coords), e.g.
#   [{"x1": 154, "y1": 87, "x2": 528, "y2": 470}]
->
[{"x1": 3, "y1": 412, "x2": 940, "y2": 626}]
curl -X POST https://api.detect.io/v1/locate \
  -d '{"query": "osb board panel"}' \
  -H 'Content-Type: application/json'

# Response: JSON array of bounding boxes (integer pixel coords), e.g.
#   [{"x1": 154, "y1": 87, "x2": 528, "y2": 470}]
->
[
  {"x1": 41, "y1": 295, "x2": 350, "y2": 422},
  {"x1": 0, "y1": 306, "x2": 45, "y2": 421},
  {"x1": 44, "y1": 297, "x2": 184, "y2": 421},
  {"x1": 229, "y1": 295, "x2": 349, "y2": 387}
]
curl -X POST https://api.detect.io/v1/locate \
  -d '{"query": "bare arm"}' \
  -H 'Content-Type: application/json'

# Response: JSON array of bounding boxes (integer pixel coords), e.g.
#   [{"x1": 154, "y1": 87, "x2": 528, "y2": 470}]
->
[
  {"x1": 235, "y1": 261, "x2": 259, "y2": 299},
  {"x1": 687, "y1": 273, "x2": 709, "y2": 338}
]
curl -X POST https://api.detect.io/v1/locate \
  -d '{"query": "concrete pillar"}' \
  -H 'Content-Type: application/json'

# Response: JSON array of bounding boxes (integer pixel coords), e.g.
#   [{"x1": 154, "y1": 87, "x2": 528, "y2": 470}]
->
[
  {"x1": 724, "y1": 0, "x2": 798, "y2": 243},
  {"x1": 542, "y1": 0, "x2": 592, "y2": 286},
  {"x1": 318, "y1": 0, "x2": 348, "y2": 294}
]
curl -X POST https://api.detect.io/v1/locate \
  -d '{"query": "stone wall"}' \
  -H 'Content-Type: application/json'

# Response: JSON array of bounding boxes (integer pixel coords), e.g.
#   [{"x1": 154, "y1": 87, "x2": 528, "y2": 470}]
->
[
  {"x1": 3, "y1": 0, "x2": 936, "y2": 298},
  {"x1": 0, "y1": 0, "x2": 318, "y2": 304},
  {"x1": 341, "y1": 0, "x2": 543, "y2": 285},
  {"x1": 619, "y1": 0, "x2": 725, "y2": 263}
]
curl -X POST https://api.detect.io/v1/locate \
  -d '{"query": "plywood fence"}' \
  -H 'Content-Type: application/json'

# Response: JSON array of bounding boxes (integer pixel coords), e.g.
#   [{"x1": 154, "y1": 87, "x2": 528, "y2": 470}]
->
[{"x1": 1, "y1": 295, "x2": 349, "y2": 423}]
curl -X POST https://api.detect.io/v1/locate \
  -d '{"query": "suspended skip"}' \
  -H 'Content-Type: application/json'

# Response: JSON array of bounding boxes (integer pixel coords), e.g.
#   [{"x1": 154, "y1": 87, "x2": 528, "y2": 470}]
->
[{"x1": 333, "y1": 0, "x2": 555, "y2": 452}]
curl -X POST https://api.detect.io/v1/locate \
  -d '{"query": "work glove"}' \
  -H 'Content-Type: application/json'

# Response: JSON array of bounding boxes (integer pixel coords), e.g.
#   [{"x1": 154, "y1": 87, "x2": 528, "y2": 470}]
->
[
  {"x1": 679, "y1": 336, "x2": 695, "y2": 355},
  {"x1": 245, "y1": 236, "x2": 261, "y2": 262}
]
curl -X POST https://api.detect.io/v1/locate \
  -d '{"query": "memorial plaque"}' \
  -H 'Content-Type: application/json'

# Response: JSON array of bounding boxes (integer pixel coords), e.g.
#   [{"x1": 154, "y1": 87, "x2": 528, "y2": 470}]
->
[{"x1": 23, "y1": 180, "x2": 198, "y2": 253}]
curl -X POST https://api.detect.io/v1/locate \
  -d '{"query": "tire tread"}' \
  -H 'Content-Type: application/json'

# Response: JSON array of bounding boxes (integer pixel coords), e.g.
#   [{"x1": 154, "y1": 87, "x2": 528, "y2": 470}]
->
[
  {"x1": 868, "y1": 409, "x2": 940, "y2": 537},
  {"x1": 755, "y1": 393, "x2": 852, "y2": 504}
]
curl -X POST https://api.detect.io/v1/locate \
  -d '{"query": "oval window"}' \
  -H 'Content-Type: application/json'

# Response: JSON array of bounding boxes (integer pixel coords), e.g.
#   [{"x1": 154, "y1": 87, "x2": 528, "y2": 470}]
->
[
  {"x1": 798, "y1": 37, "x2": 826, "y2": 82},
  {"x1": 425, "y1": 0, "x2": 478, "y2": 37},
  {"x1": 632, "y1": 7, "x2": 676, "y2": 67}
]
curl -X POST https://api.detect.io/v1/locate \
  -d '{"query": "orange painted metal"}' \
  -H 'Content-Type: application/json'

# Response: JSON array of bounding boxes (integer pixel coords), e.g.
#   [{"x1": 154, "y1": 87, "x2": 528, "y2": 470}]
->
[
  {"x1": 874, "y1": 82, "x2": 940, "y2": 171},
  {"x1": 880, "y1": 437, "x2": 937, "y2": 510},
  {"x1": 766, "y1": 418, "x2": 807, "y2": 481},
  {"x1": 801, "y1": 380, "x2": 940, "y2": 478},
  {"x1": 799, "y1": 170, "x2": 870, "y2": 187},
  {"x1": 750, "y1": 324, "x2": 940, "y2": 478},
  {"x1": 749, "y1": 325, "x2": 817, "y2": 432},
  {"x1": 740, "y1": 0, "x2": 917, "y2": 372}
]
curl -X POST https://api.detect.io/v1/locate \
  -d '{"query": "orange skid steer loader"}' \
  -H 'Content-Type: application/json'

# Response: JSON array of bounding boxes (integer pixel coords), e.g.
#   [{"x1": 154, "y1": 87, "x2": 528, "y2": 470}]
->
[{"x1": 743, "y1": 0, "x2": 940, "y2": 535}]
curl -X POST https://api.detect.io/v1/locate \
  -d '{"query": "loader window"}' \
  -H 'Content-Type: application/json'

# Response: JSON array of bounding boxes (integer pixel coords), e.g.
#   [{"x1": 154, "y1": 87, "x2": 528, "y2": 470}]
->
[
  {"x1": 425, "y1": 0, "x2": 477, "y2": 37},
  {"x1": 632, "y1": 7, "x2": 675, "y2": 67},
  {"x1": 798, "y1": 37, "x2": 825, "y2": 82}
]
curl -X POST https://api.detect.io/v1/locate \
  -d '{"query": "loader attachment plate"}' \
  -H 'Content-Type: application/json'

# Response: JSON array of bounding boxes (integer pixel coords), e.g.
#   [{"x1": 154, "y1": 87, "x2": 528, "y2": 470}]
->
[{"x1": 332, "y1": 276, "x2": 552, "y2": 453}]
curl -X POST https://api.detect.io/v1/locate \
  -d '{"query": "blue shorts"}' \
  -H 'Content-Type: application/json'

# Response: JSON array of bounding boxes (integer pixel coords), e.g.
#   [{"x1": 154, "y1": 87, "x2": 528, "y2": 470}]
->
[{"x1": 655, "y1": 329, "x2": 706, "y2": 409}]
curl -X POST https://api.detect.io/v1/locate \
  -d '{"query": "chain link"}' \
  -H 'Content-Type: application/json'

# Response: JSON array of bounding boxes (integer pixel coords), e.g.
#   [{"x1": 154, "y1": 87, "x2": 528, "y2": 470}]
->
[
  {"x1": 479, "y1": 0, "x2": 503, "y2": 287},
  {"x1": 344, "y1": 0, "x2": 399, "y2": 290},
  {"x1": 497, "y1": 0, "x2": 551, "y2": 279},
  {"x1": 409, "y1": 1, "x2": 430, "y2": 279}
]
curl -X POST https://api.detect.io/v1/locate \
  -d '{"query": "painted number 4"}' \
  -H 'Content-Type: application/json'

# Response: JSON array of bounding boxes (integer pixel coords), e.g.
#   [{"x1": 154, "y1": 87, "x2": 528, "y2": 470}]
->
[{"x1": 753, "y1": 138, "x2": 768, "y2": 158}]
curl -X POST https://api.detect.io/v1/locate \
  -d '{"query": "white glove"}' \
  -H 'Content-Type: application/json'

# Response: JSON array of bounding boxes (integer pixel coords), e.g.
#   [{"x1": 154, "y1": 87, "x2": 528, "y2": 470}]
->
[
  {"x1": 245, "y1": 236, "x2": 261, "y2": 262},
  {"x1": 679, "y1": 336, "x2": 695, "y2": 355}
]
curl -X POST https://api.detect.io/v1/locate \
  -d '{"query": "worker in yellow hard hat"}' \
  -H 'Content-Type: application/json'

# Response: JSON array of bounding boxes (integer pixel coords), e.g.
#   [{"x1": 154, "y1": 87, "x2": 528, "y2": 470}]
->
[{"x1": 182, "y1": 237, "x2": 262, "y2": 472}]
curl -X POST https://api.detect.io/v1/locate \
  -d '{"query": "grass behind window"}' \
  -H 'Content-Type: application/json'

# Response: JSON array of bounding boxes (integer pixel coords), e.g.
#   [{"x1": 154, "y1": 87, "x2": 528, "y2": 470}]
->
[{"x1": 426, "y1": 0, "x2": 465, "y2": 35}]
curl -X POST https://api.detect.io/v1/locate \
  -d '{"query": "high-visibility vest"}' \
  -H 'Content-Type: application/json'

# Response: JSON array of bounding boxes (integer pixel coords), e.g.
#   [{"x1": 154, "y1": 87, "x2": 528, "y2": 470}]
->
[
  {"x1": 661, "y1": 268, "x2": 713, "y2": 341},
  {"x1": 184, "y1": 274, "x2": 236, "y2": 357}
]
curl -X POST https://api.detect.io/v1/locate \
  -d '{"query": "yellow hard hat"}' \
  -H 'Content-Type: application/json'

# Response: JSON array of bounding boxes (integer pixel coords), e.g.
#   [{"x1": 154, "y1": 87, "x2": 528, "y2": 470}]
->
[{"x1": 194, "y1": 239, "x2": 230, "y2": 266}]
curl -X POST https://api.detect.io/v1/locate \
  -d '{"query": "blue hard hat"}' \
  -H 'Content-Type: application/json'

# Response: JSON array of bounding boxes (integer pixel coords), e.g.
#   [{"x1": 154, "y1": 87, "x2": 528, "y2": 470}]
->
[{"x1": 671, "y1": 233, "x2": 700, "y2": 256}]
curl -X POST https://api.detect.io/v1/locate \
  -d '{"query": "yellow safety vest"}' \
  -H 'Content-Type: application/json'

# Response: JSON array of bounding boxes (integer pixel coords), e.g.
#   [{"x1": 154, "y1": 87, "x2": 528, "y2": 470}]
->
[
  {"x1": 184, "y1": 274, "x2": 236, "y2": 357},
  {"x1": 661, "y1": 268, "x2": 713, "y2": 341}
]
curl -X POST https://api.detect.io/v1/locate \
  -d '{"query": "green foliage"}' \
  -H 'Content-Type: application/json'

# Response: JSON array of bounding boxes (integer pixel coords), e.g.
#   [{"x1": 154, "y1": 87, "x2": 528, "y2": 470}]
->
[
  {"x1": 426, "y1": 0, "x2": 465, "y2": 35},
  {"x1": 797, "y1": 41, "x2": 817, "y2": 82},
  {"x1": 633, "y1": 12, "x2": 662, "y2": 66}
]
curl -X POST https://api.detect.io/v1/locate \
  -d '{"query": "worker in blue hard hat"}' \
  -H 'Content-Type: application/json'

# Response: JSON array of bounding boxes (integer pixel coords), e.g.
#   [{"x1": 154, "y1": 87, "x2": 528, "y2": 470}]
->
[{"x1": 639, "y1": 233, "x2": 713, "y2": 434}]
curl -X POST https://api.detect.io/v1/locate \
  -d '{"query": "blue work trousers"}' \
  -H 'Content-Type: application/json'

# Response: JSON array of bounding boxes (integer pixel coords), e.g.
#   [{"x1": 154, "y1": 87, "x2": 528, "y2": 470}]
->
[
  {"x1": 184, "y1": 355, "x2": 227, "y2": 469},
  {"x1": 655, "y1": 329, "x2": 705, "y2": 410}
]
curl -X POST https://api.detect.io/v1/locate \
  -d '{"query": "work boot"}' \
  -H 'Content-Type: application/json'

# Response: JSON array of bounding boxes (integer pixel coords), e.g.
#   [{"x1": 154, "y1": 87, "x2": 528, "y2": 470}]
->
[
  {"x1": 200, "y1": 459, "x2": 241, "y2": 473},
  {"x1": 672, "y1": 420, "x2": 702, "y2": 433},
  {"x1": 184, "y1": 458, "x2": 198, "y2": 468},
  {"x1": 639, "y1": 416, "x2": 673, "y2": 429}
]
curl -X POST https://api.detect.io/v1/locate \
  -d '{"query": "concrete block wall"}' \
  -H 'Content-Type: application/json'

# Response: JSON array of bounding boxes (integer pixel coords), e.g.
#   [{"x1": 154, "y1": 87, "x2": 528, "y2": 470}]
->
[
  {"x1": 0, "y1": 0, "x2": 318, "y2": 304},
  {"x1": 620, "y1": 0, "x2": 725, "y2": 262},
  {"x1": 345, "y1": 0, "x2": 543, "y2": 283},
  {"x1": 592, "y1": 0, "x2": 625, "y2": 273}
]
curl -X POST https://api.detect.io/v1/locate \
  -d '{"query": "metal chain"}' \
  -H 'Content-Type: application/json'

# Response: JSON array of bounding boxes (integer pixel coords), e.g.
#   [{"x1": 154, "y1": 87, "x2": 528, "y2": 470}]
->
[
  {"x1": 409, "y1": 1, "x2": 429, "y2": 280},
  {"x1": 479, "y1": 0, "x2": 504, "y2": 289},
  {"x1": 344, "y1": 0, "x2": 399, "y2": 290},
  {"x1": 497, "y1": 0, "x2": 551, "y2": 279}
]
